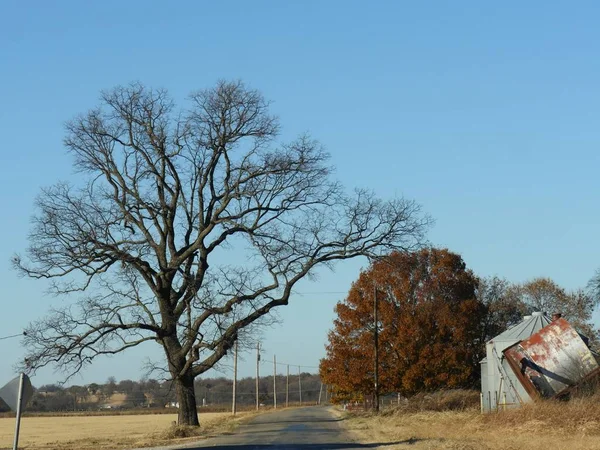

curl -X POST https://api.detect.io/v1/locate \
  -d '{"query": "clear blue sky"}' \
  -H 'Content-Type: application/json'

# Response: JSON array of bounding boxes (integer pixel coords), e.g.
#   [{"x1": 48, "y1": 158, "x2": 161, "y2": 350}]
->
[{"x1": 1, "y1": 1, "x2": 600, "y2": 387}]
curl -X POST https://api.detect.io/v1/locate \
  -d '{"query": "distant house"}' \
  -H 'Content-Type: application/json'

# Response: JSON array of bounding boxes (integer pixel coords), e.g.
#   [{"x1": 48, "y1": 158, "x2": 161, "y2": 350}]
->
[{"x1": 165, "y1": 401, "x2": 179, "y2": 408}]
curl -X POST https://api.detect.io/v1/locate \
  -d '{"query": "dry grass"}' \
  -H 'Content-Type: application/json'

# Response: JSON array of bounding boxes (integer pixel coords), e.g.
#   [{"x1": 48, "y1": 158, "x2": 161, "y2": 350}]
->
[
  {"x1": 388, "y1": 389, "x2": 481, "y2": 413},
  {"x1": 0, "y1": 411, "x2": 253, "y2": 449},
  {"x1": 340, "y1": 390, "x2": 600, "y2": 450}
]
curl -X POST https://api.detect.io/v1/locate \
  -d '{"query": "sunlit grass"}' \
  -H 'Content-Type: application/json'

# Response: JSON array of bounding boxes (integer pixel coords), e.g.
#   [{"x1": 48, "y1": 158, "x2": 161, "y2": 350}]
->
[
  {"x1": 340, "y1": 390, "x2": 600, "y2": 450},
  {"x1": 0, "y1": 411, "x2": 253, "y2": 449}
]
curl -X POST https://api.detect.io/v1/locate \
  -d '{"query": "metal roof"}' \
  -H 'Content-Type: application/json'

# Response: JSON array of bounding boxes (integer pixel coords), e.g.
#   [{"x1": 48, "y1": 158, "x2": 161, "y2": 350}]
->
[{"x1": 490, "y1": 311, "x2": 551, "y2": 343}]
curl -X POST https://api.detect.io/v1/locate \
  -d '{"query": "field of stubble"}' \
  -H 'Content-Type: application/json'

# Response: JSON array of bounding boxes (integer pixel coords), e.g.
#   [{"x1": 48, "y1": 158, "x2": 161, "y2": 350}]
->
[{"x1": 0, "y1": 412, "x2": 239, "y2": 449}]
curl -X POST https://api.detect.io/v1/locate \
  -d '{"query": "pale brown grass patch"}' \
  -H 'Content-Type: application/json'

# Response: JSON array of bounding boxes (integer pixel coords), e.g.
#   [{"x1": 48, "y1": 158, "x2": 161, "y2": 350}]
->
[
  {"x1": 340, "y1": 390, "x2": 600, "y2": 450},
  {"x1": 0, "y1": 411, "x2": 253, "y2": 449}
]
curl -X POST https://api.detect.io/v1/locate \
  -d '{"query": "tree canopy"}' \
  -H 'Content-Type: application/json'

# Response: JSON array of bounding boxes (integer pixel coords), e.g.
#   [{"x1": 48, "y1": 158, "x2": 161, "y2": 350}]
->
[
  {"x1": 13, "y1": 80, "x2": 432, "y2": 425},
  {"x1": 319, "y1": 248, "x2": 485, "y2": 402}
]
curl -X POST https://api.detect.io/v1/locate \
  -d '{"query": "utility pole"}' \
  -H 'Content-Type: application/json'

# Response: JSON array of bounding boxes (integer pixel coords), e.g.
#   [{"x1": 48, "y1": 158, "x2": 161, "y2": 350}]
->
[
  {"x1": 286, "y1": 364, "x2": 289, "y2": 408},
  {"x1": 298, "y1": 366, "x2": 302, "y2": 405},
  {"x1": 256, "y1": 342, "x2": 260, "y2": 411},
  {"x1": 273, "y1": 355, "x2": 277, "y2": 409},
  {"x1": 318, "y1": 382, "x2": 323, "y2": 405},
  {"x1": 374, "y1": 285, "x2": 380, "y2": 413},
  {"x1": 232, "y1": 340, "x2": 238, "y2": 415}
]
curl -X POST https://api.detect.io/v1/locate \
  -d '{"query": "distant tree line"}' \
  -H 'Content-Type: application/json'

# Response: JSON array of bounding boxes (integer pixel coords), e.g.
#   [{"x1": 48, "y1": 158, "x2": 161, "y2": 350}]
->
[
  {"x1": 20, "y1": 377, "x2": 175, "y2": 412},
  {"x1": 0, "y1": 373, "x2": 322, "y2": 413},
  {"x1": 196, "y1": 373, "x2": 322, "y2": 407}
]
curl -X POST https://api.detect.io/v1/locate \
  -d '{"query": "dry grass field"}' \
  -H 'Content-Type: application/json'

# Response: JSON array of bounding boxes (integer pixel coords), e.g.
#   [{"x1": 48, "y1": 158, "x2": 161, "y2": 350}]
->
[
  {"x1": 0, "y1": 411, "x2": 251, "y2": 449},
  {"x1": 339, "y1": 390, "x2": 600, "y2": 450}
]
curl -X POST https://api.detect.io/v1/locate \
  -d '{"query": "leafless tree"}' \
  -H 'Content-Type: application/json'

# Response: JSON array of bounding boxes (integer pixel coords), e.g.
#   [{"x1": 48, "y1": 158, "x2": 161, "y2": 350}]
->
[{"x1": 13, "y1": 80, "x2": 432, "y2": 425}]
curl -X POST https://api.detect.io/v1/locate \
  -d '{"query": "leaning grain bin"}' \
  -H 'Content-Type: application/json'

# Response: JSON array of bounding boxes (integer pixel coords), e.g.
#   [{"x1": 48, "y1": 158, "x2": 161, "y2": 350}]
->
[
  {"x1": 480, "y1": 311, "x2": 550, "y2": 412},
  {"x1": 503, "y1": 317, "x2": 600, "y2": 400}
]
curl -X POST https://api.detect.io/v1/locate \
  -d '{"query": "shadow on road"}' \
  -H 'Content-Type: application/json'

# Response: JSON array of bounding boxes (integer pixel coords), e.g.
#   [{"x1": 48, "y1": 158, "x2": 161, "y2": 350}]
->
[
  {"x1": 185, "y1": 438, "x2": 423, "y2": 449},
  {"x1": 255, "y1": 418, "x2": 344, "y2": 425}
]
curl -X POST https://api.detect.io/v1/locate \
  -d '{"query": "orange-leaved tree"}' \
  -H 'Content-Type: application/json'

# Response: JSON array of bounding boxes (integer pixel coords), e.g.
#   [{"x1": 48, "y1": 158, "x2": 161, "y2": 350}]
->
[{"x1": 320, "y1": 248, "x2": 485, "y2": 402}]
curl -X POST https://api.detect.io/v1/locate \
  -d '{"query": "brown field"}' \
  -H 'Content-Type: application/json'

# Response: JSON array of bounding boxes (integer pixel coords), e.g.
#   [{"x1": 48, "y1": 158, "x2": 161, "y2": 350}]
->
[
  {"x1": 339, "y1": 391, "x2": 600, "y2": 450},
  {"x1": 0, "y1": 411, "x2": 251, "y2": 450}
]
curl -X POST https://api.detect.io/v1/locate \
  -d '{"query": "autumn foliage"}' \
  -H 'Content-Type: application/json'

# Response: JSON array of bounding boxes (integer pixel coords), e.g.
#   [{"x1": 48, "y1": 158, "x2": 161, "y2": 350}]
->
[{"x1": 320, "y1": 248, "x2": 485, "y2": 401}]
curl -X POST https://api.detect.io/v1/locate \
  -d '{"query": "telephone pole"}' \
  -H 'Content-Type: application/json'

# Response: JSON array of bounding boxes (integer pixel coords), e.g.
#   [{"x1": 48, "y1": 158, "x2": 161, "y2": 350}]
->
[
  {"x1": 273, "y1": 355, "x2": 277, "y2": 409},
  {"x1": 256, "y1": 342, "x2": 260, "y2": 411},
  {"x1": 318, "y1": 382, "x2": 323, "y2": 405},
  {"x1": 298, "y1": 366, "x2": 302, "y2": 405},
  {"x1": 232, "y1": 340, "x2": 238, "y2": 415},
  {"x1": 373, "y1": 285, "x2": 380, "y2": 413},
  {"x1": 286, "y1": 364, "x2": 289, "y2": 408}
]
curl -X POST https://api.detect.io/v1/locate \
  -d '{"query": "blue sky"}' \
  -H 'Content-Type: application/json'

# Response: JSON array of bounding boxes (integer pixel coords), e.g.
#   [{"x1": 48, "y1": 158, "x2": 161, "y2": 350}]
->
[{"x1": 1, "y1": 1, "x2": 600, "y2": 387}]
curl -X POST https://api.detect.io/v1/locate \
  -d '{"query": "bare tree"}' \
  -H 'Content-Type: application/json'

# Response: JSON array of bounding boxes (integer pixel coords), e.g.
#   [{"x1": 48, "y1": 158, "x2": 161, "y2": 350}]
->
[{"x1": 13, "y1": 80, "x2": 432, "y2": 425}]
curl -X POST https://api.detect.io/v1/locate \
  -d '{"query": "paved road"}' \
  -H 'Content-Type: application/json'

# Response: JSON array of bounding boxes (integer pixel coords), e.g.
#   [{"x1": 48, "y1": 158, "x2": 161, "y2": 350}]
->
[{"x1": 164, "y1": 406, "x2": 394, "y2": 450}]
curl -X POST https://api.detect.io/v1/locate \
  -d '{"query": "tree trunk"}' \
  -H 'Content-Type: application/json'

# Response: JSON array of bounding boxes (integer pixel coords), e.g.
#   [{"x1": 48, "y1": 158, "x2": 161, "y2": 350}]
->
[{"x1": 175, "y1": 373, "x2": 199, "y2": 426}]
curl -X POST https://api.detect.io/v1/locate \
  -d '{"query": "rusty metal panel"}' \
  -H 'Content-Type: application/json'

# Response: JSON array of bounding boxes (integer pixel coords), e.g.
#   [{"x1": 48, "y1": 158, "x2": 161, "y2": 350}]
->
[{"x1": 503, "y1": 318, "x2": 599, "y2": 399}]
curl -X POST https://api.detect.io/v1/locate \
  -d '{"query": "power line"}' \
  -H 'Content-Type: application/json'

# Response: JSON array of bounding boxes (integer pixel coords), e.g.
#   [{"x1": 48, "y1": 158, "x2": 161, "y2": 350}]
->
[
  {"x1": 259, "y1": 359, "x2": 319, "y2": 370},
  {"x1": 0, "y1": 332, "x2": 25, "y2": 341},
  {"x1": 293, "y1": 291, "x2": 347, "y2": 296},
  {"x1": 235, "y1": 389, "x2": 322, "y2": 396}
]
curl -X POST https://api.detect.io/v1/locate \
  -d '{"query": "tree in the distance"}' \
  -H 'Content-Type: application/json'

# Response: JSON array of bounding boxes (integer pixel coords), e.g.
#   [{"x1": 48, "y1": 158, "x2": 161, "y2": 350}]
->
[
  {"x1": 519, "y1": 277, "x2": 598, "y2": 344},
  {"x1": 13, "y1": 80, "x2": 432, "y2": 425},
  {"x1": 102, "y1": 376, "x2": 117, "y2": 400},
  {"x1": 320, "y1": 248, "x2": 485, "y2": 402},
  {"x1": 476, "y1": 276, "x2": 528, "y2": 343},
  {"x1": 478, "y1": 276, "x2": 599, "y2": 346}
]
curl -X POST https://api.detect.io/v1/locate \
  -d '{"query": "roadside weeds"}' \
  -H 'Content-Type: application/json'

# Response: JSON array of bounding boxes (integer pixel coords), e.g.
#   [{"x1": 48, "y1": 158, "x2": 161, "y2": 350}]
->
[{"x1": 336, "y1": 391, "x2": 600, "y2": 450}]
